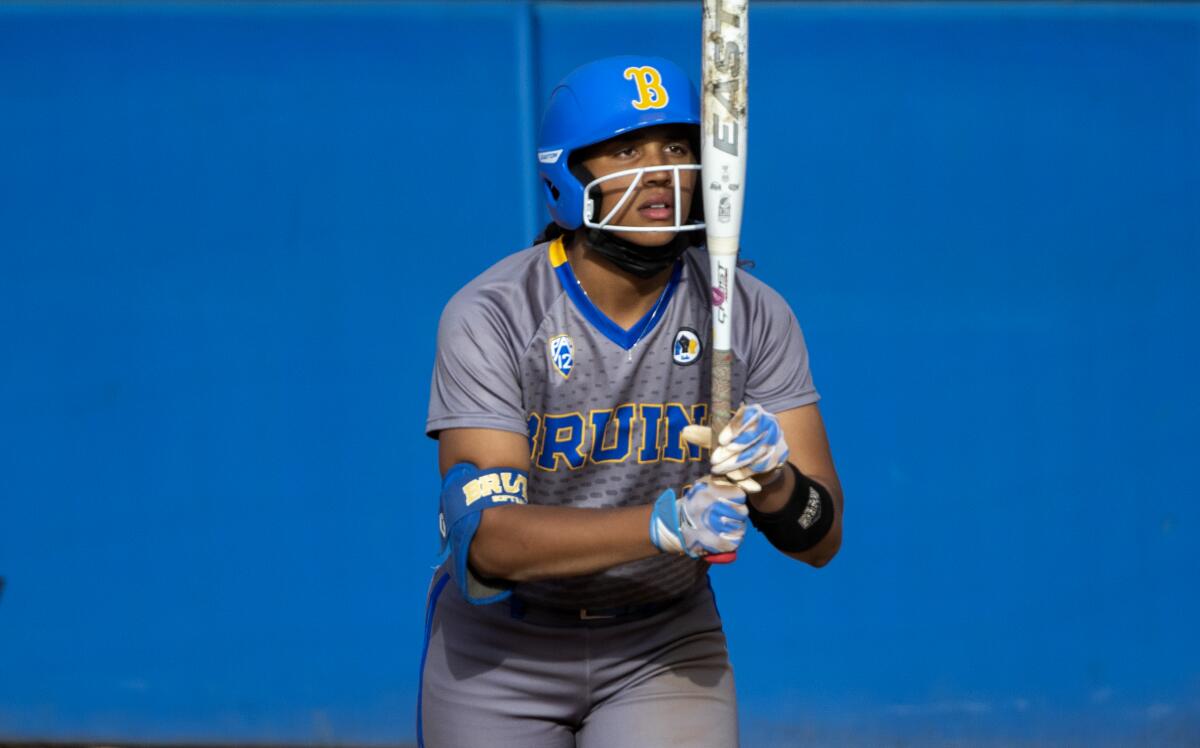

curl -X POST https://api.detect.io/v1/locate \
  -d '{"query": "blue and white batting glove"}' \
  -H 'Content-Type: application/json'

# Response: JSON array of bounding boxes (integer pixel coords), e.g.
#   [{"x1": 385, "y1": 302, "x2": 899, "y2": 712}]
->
[
  {"x1": 649, "y1": 476, "x2": 748, "y2": 558},
  {"x1": 682, "y1": 403, "x2": 790, "y2": 493}
]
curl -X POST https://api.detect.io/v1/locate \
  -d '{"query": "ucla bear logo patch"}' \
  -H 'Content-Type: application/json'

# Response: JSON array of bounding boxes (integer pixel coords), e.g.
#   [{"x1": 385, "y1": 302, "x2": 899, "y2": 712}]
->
[
  {"x1": 549, "y1": 334, "x2": 574, "y2": 379},
  {"x1": 673, "y1": 327, "x2": 702, "y2": 366}
]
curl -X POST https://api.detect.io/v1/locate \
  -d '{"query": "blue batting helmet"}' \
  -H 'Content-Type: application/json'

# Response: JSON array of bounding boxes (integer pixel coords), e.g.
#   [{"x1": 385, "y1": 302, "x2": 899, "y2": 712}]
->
[{"x1": 537, "y1": 56, "x2": 702, "y2": 231}]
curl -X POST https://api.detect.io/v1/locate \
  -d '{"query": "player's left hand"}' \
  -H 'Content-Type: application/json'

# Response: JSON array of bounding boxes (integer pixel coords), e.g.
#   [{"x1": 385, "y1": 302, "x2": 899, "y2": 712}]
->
[
  {"x1": 649, "y1": 476, "x2": 748, "y2": 558},
  {"x1": 682, "y1": 403, "x2": 790, "y2": 493}
]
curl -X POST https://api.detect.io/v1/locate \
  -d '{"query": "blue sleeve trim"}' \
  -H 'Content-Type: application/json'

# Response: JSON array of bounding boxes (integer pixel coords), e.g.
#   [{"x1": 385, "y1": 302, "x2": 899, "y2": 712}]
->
[{"x1": 554, "y1": 255, "x2": 682, "y2": 350}]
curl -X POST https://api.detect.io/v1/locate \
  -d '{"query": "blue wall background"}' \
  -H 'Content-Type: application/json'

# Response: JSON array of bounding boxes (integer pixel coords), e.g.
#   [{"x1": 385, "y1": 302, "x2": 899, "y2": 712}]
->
[{"x1": 1, "y1": 2, "x2": 1197, "y2": 746}]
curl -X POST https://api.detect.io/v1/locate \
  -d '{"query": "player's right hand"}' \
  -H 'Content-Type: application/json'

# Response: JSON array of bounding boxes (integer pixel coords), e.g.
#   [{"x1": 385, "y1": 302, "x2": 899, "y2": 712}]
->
[
  {"x1": 681, "y1": 403, "x2": 790, "y2": 493},
  {"x1": 649, "y1": 477, "x2": 748, "y2": 559}
]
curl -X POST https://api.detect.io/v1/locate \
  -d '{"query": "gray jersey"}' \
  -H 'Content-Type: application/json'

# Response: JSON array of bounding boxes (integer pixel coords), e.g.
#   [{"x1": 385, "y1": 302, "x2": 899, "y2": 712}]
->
[{"x1": 427, "y1": 238, "x2": 818, "y2": 609}]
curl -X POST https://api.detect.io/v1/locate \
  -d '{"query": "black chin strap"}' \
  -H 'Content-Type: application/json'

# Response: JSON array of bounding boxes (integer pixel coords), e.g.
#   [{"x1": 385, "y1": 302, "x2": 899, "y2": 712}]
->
[{"x1": 583, "y1": 229, "x2": 692, "y2": 279}]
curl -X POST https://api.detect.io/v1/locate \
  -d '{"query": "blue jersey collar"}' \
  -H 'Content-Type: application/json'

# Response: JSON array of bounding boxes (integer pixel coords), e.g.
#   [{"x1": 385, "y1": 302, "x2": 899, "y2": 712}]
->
[{"x1": 548, "y1": 237, "x2": 682, "y2": 351}]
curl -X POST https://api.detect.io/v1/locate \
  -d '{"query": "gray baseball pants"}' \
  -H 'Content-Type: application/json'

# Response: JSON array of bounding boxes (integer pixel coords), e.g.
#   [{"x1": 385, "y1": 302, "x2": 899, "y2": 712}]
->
[{"x1": 418, "y1": 570, "x2": 739, "y2": 748}]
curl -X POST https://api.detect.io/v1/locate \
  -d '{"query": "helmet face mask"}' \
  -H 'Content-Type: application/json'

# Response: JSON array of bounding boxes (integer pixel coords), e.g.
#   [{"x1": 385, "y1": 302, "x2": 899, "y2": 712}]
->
[
  {"x1": 538, "y1": 56, "x2": 706, "y2": 236},
  {"x1": 582, "y1": 164, "x2": 705, "y2": 234}
]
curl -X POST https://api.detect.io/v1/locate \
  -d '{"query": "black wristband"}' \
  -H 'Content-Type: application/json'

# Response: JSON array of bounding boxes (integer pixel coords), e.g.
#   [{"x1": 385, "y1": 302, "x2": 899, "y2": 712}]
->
[{"x1": 747, "y1": 463, "x2": 835, "y2": 553}]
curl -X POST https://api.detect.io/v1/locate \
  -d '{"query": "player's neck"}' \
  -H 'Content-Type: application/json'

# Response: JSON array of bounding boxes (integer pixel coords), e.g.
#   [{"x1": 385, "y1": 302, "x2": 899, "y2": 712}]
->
[{"x1": 567, "y1": 236, "x2": 674, "y2": 330}]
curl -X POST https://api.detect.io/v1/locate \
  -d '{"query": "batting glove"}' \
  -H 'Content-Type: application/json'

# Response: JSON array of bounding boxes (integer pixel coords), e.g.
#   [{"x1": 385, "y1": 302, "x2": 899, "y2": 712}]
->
[
  {"x1": 649, "y1": 476, "x2": 748, "y2": 558},
  {"x1": 681, "y1": 403, "x2": 790, "y2": 493}
]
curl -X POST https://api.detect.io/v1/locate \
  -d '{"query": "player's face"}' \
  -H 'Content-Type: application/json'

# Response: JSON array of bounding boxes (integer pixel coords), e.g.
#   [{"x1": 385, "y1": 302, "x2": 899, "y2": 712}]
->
[{"x1": 577, "y1": 125, "x2": 699, "y2": 247}]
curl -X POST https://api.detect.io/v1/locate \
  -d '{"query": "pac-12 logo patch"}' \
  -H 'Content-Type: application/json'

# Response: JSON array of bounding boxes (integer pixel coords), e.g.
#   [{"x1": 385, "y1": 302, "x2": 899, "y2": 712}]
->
[
  {"x1": 673, "y1": 327, "x2": 702, "y2": 366},
  {"x1": 549, "y1": 334, "x2": 574, "y2": 379}
]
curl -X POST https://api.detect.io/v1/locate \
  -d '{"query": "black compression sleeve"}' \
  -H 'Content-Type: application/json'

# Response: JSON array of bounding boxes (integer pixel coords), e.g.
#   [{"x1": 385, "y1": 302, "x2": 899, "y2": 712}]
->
[{"x1": 747, "y1": 463, "x2": 835, "y2": 553}]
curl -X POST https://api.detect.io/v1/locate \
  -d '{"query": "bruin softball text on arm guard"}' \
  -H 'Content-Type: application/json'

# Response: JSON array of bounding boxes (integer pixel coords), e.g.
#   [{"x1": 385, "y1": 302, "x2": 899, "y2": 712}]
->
[{"x1": 437, "y1": 463, "x2": 529, "y2": 605}]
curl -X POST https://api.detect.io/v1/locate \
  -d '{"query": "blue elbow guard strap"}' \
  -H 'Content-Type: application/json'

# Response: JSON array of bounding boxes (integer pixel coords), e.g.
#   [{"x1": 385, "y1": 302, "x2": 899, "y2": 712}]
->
[{"x1": 436, "y1": 463, "x2": 529, "y2": 605}]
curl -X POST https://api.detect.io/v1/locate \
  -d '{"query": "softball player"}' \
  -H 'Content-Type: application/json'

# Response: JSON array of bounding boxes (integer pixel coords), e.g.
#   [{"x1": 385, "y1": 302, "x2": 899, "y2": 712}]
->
[{"x1": 420, "y1": 56, "x2": 842, "y2": 748}]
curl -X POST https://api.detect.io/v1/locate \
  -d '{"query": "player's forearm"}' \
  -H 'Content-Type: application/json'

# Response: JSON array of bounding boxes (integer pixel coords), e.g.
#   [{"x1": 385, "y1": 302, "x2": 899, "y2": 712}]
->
[
  {"x1": 747, "y1": 462, "x2": 796, "y2": 514},
  {"x1": 786, "y1": 494, "x2": 842, "y2": 566},
  {"x1": 468, "y1": 503, "x2": 660, "y2": 583},
  {"x1": 750, "y1": 463, "x2": 844, "y2": 567}
]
